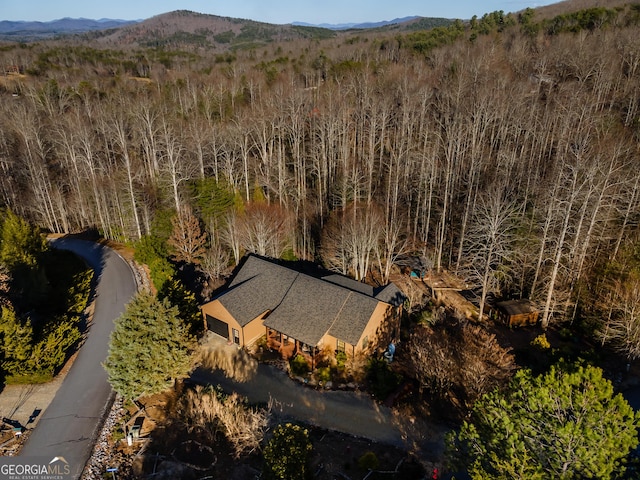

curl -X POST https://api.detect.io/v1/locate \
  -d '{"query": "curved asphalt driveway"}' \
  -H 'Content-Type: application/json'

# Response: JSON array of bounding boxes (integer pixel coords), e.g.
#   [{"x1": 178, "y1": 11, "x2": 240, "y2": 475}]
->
[
  {"x1": 194, "y1": 363, "x2": 406, "y2": 446},
  {"x1": 19, "y1": 239, "x2": 137, "y2": 479},
  {"x1": 192, "y1": 339, "x2": 410, "y2": 447}
]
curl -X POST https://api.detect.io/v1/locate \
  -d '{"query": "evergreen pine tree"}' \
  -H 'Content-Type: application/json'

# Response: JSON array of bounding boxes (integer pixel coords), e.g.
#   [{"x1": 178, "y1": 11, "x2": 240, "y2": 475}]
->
[
  {"x1": 104, "y1": 292, "x2": 194, "y2": 400},
  {"x1": 448, "y1": 363, "x2": 640, "y2": 479}
]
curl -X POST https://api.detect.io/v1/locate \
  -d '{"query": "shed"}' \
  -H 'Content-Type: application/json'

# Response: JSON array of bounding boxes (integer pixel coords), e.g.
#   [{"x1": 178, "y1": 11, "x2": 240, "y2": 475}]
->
[{"x1": 495, "y1": 299, "x2": 539, "y2": 327}]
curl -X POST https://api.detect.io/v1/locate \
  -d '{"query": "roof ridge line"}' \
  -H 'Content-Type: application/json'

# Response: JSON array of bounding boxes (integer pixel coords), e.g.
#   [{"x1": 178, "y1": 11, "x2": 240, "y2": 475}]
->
[
  {"x1": 272, "y1": 271, "x2": 300, "y2": 312},
  {"x1": 324, "y1": 291, "x2": 352, "y2": 341}
]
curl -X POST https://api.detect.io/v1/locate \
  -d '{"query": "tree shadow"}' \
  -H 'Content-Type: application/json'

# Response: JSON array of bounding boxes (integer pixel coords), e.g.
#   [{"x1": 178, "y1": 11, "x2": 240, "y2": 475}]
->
[{"x1": 195, "y1": 338, "x2": 258, "y2": 383}]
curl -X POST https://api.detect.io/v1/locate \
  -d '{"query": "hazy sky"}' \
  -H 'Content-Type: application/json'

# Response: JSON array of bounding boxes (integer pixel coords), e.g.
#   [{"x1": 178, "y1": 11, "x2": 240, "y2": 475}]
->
[{"x1": 2, "y1": 1, "x2": 561, "y2": 24}]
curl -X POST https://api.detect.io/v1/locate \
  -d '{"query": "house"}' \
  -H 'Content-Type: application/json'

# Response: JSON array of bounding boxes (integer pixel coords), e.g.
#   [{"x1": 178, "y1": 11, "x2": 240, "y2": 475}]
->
[
  {"x1": 201, "y1": 255, "x2": 405, "y2": 360},
  {"x1": 495, "y1": 299, "x2": 539, "y2": 327}
]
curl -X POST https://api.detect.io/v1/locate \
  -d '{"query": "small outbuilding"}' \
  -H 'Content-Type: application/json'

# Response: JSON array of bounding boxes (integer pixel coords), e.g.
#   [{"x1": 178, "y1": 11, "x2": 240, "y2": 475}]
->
[{"x1": 495, "y1": 299, "x2": 539, "y2": 327}]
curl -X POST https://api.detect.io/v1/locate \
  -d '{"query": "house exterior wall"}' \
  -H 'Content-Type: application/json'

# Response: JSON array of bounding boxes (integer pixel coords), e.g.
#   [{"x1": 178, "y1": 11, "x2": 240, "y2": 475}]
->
[
  {"x1": 505, "y1": 311, "x2": 539, "y2": 327},
  {"x1": 320, "y1": 302, "x2": 392, "y2": 356},
  {"x1": 201, "y1": 300, "x2": 268, "y2": 347},
  {"x1": 203, "y1": 298, "x2": 397, "y2": 354},
  {"x1": 202, "y1": 300, "x2": 240, "y2": 340},
  {"x1": 359, "y1": 303, "x2": 394, "y2": 352},
  {"x1": 243, "y1": 314, "x2": 268, "y2": 346}
]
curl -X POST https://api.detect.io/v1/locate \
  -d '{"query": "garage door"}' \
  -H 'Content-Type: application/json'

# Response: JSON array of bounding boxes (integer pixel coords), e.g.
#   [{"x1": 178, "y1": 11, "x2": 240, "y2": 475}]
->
[{"x1": 205, "y1": 314, "x2": 229, "y2": 340}]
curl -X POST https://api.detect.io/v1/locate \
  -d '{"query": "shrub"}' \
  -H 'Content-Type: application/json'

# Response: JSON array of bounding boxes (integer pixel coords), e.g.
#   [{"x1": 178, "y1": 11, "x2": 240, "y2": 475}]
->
[
  {"x1": 366, "y1": 358, "x2": 402, "y2": 400},
  {"x1": 315, "y1": 366, "x2": 331, "y2": 383},
  {"x1": 180, "y1": 385, "x2": 269, "y2": 458},
  {"x1": 358, "y1": 451, "x2": 379, "y2": 471},
  {"x1": 417, "y1": 309, "x2": 437, "y2": 326},
  {"x1": 111, "y1": 426, "x2": 125, "y2": 443},
  {"x1": 290, "y1": 354, "x2": 310, "y2": 376},
  {"x1": 531, "y1": 333, "x2": 551, "y2": 350},
  {"x1": 335, "y1": 351, "x2": 347, "y2": 370},
  {"x1": 263, "y1": 423, "x2": 312, "y2": 480}
]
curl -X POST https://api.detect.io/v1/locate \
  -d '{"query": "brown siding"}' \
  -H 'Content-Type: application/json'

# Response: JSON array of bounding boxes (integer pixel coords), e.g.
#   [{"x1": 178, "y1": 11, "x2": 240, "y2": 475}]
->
[
  {"x1": 202, "y1": 300, "x2": 241, "y2": 335},
  {"x1": 201, "y1": 300, "x2": 267, "y2": 347},
  {"x1": 243, "y1": 314, "x2": 268, "y2": 346},
  {"x1": 319, "y1": 302, "x2": 391, "y2": 356},
  {"x1": 356, "y1": 303, "x2": 390, "y2": 353},
  {"x1": 508, "y1": 311, "x2": 539, "y2": 327},
  {"x1": 203, "y1": 298, "x2": 395, "y2": 353}
]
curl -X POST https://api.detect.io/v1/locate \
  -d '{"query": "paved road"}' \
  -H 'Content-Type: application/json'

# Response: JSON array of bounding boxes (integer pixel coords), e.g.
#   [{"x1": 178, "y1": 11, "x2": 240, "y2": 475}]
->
[{"x1": 19, "y1": 239, "x2": 137, "y2": 479}]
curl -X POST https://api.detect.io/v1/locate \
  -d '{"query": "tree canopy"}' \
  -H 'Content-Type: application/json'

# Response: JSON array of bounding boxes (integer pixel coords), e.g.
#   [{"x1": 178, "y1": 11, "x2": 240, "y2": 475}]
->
[
  {"x1": 0, "y1": 209, "x2": 48, "y2": 270},
  {"x1": 448, "y1": 363, "x2": 640, "y2": 479},
  {"x1": 104, "y1": 291, "x2": 194, "y2": 400},
  {"x1": 2, "y1": 4, "x2": 640, "y2": 330},
  {"x1": 0, "y1": 211, "x2": 92, "y2": 383}
]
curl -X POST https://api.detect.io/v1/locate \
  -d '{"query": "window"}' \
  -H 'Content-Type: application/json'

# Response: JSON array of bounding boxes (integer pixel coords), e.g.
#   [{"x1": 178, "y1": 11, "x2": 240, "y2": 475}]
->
[
  {"x1": 336, "y1": 339, "x2": 345, "y2": 353},
  {"x1": 232, "y1": 328, "x2": 240, "y2": 345},
  {"x1": 361, "y1": 336, "x2": 369, "y2": 350}
]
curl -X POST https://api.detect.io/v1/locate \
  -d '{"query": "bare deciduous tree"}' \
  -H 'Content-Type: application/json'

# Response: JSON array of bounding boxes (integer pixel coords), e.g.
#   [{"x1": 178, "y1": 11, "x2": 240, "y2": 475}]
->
[
  {"x1": 168, "y1": 204, "x2": 207, "y2": 265},
  {"x1": 200, "y1": 240, "x2": 230, "y2": 282},
  {"x1": 406, "y1": 320, "x2": 515, "y2": 410},
  {"x1": 234, "y1": 203, "x2": 292, "y2": 259},
  {"x1": 321, "y1": 202, "x2": 382, "y2": 281},
  {"x1": 462, "y1": 187, "x2": 521, "y2": 320},
  {"x1": 599, "y1": 278, "x2": 640, "y2": 362}
]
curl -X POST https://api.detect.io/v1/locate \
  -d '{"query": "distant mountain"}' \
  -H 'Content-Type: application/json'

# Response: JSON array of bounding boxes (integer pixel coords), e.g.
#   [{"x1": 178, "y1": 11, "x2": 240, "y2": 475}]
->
[
  {"x1": 90, "y1": 10, "x2": 336, "y2": 50},
  {"x1": 0, "y1": 18, "x2": 138, "y2": 40},
  {"x1": 292, "y1": 16, "x2": 420, "y2": 30},
  {"x1": 0, "y1": 11, "x2": 452, "y2": 47}
]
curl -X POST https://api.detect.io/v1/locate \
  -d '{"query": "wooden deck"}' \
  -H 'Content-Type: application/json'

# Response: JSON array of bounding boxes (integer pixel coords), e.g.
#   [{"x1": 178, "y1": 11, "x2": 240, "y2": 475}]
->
[
  {"x1": 266, "y1": 329, "x2": 316, "y2": 367},
  {"x1": 391, "y1": 268, "x2": 480, "y2": 320}
]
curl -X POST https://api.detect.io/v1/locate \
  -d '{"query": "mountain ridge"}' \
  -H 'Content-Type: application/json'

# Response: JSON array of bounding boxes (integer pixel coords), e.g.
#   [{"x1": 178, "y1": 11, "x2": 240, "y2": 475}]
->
[
  {"x1": 0, "y1": 11, "x2": 435, "y2": 43},
  {"x1": 0, "y1": 18, "x2": 138, "y2": 38},
  {"x1": 292, "y1": 16, "x2": 422, "y2": 30}
]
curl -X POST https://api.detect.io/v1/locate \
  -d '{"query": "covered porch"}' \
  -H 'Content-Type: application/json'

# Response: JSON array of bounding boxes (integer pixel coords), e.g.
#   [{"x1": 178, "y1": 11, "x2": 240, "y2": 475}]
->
[{"x1": 265, "y1": 327, "x2": 319, "y2": 369}]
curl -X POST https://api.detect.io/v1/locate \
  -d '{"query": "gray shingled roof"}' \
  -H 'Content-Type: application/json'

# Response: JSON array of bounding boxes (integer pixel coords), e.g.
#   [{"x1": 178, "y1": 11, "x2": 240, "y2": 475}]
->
[
  {"x1": 214, "y1": 255, "x2": 401, "y2": 346},
  {"x1": 328, "y1": 293, "x2": 379, "y2": 346},
  {"x1": 321, "y1": 274, "x2": 375, "y2": 296},
  {"x1": 374, "y1": 283, "x2": 407, "y2": 307},
  {"x1": 496, "y1": 299, "x2": 538, "y2": 316},
  {"x1": 264, "y1": 274, "x2": 350, "y2": 346},
  {"x1": 217, "y1": 255, "x2": 298, "y2": 326}
]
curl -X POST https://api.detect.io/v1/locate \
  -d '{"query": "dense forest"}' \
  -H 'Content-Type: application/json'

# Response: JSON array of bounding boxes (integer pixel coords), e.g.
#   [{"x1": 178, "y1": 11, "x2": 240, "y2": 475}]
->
[
  {"x1": 0, "y1": 210, "x2": 92, "y2": 383},
  {"x1": 0, "y1": 3, "x2": 639, "y2": 350}
]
